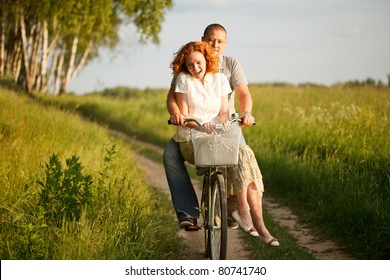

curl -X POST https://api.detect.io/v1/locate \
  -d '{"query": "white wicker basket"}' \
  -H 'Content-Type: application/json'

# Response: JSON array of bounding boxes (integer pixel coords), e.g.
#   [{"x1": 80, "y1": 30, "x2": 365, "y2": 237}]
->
[{"x1": 191, "y1": 124, "x2": 241, "y2": 166}]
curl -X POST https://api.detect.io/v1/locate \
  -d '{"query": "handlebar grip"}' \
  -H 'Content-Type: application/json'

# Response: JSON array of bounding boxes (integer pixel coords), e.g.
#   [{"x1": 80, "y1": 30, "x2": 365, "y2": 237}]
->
[{"x1": 237, "y1": 118, "x2": 256, "y2": 125}]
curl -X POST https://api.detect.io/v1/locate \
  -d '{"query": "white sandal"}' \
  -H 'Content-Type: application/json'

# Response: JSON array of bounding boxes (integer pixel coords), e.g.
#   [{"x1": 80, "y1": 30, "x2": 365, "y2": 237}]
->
[
  {"x1": 259, "y1": 235, "x2": 280, "y2": 247},
  {"x1": 232, "y1": 210, "x2": 259, "y2": 238}
]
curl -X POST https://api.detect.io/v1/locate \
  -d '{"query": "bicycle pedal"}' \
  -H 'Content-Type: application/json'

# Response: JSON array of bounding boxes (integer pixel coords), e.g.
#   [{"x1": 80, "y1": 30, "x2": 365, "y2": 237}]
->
[{"x1": 184, "y1": 225, "x2": 200, "y2": 232}]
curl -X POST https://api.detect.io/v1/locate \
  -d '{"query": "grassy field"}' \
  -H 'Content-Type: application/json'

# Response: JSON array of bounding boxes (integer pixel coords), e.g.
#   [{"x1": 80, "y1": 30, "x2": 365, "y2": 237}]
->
[
  {"x1": 247, "y1": 84, "x2": 390, "y2": 259},
  {"x1": 0, "y1": 86, "x2": 183, "y2": 259},
  {"x1": 35, "y1": 84, "x2": 390, "y2": 259},
  {"x1": 1, "y1": 83, "x2": 316, "y2": 260}
]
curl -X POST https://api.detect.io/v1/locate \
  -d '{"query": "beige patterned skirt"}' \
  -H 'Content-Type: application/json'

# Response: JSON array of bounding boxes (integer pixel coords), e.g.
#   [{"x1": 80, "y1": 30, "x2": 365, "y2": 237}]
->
[{"x1": 179, "y1": 141, "x2": 264, "y2": 195}]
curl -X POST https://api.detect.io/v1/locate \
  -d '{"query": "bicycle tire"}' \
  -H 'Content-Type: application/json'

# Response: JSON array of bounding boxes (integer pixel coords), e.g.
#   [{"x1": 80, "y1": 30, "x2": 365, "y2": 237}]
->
[
  {"x1": 209, "y1": 173, "x2": 228, "y2": 260},
  {"x1": 201, "y1": 172, "x2": 211, "y2": 258}
]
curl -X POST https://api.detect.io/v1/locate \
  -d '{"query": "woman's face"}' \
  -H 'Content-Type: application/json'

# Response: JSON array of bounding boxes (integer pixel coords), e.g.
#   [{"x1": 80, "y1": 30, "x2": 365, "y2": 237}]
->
[{"x1": 185, "y1": 51, "x2": 206, "y2": 80}]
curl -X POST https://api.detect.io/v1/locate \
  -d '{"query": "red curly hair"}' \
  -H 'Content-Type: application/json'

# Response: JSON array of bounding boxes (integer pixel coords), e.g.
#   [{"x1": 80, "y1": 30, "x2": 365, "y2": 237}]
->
[{"x1": 171, "y1": 41, "x2": 219, "y2": 77}]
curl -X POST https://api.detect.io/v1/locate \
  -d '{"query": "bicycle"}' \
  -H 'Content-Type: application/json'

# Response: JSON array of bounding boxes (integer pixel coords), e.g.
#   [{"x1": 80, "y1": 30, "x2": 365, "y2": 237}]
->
[{"x1": 169, "y1": 113, "x2": 242, "y2": 260}]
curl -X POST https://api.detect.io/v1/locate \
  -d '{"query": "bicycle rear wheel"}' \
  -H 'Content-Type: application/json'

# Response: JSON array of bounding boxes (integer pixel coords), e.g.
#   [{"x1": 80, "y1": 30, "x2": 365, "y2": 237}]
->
[{"x1": 209, "y1": 173, "x2": 228, "y2": 260}]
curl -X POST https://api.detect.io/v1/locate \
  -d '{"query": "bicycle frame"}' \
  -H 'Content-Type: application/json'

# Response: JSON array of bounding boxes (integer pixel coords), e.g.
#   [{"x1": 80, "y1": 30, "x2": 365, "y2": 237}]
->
[
  {"x1": 169, "y1": 113, "x2": 243, "y2": 260},
  {"x1": 190, "y1": 114, "x2": 241, "y2": 260}
]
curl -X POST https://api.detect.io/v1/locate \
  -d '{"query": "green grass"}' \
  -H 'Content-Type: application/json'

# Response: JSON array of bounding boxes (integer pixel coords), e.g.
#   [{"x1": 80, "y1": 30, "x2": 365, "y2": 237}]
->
[
  {"x1": 247, "y1": 84, "x2": 390, "y2": 259},
  {"x1": 35, "y1": 84, "x2": 390, "y2": 259},
  {"x1": 0, "y1": 87, "x2": 183, "y2": 259},
  {"x1": 243, "y1": 213, "x2": 314, "y2": 260},
  {"x1": 36, "y1": 88, "x2": 174, "y2": 147}
]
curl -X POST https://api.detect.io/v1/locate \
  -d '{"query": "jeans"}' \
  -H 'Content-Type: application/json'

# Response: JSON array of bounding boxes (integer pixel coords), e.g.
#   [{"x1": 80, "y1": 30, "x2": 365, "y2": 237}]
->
[{"x1": 163, "y1": 138, "x2": 200, "y2": 221}]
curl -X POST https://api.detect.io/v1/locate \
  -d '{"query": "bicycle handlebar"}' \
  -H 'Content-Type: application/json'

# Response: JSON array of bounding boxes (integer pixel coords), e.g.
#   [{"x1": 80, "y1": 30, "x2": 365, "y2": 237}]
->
[
  {"x1": 167, "y1": 117, "x2": 240, "y2": 127},
  {"x1": 167, "y1": 113, "x2": 255, "y2": 127}
]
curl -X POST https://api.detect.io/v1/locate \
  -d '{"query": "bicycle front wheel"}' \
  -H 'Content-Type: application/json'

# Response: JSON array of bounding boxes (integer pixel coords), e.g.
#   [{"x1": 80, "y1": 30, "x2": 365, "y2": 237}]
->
[
  {"x1": 201, "y1": 172, "x2": 211, "y2": 258},
  {"x1": 209, "y1": 173, "x2": 228, "y2": 260}
]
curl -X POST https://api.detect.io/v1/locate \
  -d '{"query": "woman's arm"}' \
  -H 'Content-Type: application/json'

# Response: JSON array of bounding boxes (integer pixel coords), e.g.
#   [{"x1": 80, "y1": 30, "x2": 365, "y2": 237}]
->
[
  {"x1": 166, "y1": 84, "x2": 179, "y2": 115},
  {"x1": 175, "y1": 92, "x2": 198, "y2": 129},
  {"x1": 166, "y1": 84, "x2": 186, "y2": 125},
  {"x1": 175, "y1": 92, "x2": 189, "y2": 117}
]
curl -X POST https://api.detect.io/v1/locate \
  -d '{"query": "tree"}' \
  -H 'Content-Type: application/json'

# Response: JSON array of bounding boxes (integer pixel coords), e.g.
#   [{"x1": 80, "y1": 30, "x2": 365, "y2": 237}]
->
[{"x1": 0, "y1": 0, "x2": 173, "y2": 95}]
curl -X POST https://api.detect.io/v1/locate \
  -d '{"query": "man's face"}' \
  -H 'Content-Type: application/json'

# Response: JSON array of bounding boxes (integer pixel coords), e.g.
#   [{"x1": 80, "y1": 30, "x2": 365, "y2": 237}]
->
[{"x1": 202, "y1": 29, "x2": 227, "y2": 56}]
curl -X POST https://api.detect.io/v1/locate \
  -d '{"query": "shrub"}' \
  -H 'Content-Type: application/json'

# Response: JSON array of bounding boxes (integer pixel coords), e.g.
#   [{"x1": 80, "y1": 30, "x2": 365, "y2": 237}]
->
[{"x1": 37, "y1": 154, "x2": 93, "y2": 227}]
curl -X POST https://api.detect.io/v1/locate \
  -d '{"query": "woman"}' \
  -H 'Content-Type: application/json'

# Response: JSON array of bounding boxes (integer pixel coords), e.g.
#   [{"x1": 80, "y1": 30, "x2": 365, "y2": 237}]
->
[{"x1": 171, "y1": 41, "x2": 279, "y2": 246}]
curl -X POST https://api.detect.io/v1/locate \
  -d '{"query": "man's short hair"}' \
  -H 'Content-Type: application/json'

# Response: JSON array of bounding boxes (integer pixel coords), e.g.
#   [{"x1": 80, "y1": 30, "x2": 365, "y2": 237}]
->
[{"x1": 203, "y1": 23, "x2": 227, "y2": 37}]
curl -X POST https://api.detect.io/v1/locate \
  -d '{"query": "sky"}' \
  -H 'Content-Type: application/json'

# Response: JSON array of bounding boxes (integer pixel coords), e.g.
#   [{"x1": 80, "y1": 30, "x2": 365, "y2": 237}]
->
[{"x1": 68, "y1": 0, "x2": 390, "y2": 94}]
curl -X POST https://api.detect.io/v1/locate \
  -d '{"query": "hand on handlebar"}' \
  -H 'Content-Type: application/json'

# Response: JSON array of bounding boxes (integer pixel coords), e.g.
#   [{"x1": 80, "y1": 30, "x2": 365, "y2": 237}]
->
[
  {"x1": 169, "y1": 113, "x2": 186, "y2": 126},
  {"x1": 168, "y1": 113, "x2": 254, "y2": 129},
  {"x1": 203, "y1": 120, "x2": 231, "y2": 133},
  {"x1": 239, "y1": 114, "x2": 256, "y2": 126},
  {"x1": 202, "y1": 122, "x2": 215, "y2": 133}
]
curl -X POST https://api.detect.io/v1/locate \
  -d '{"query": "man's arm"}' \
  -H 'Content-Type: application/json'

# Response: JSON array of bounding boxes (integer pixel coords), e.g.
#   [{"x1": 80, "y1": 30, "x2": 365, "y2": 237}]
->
[{"x1": 235, "y1": 84, "x2": 255, "y2": 126}]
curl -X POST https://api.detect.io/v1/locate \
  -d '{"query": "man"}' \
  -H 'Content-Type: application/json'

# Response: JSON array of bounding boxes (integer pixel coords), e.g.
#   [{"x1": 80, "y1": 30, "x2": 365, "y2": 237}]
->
[{"x1": 164, "y1": 23, "x2": 255, "y2": 230}]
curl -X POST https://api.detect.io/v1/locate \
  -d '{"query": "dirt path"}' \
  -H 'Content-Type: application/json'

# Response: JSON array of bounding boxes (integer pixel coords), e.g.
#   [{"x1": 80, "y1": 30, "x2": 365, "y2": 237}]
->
[
  {"x1": 131, "y1": 143, "x2": 250, "y2": 260},
  {"x1": 114, "y1": 131, "x2": 355, "y2": 260}
]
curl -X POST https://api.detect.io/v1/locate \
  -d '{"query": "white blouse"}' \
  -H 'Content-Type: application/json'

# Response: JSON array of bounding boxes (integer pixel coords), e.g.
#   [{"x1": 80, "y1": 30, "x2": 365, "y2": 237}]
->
[{"x1": 174, "y1": 72, "x2": 231, "y2": 142}]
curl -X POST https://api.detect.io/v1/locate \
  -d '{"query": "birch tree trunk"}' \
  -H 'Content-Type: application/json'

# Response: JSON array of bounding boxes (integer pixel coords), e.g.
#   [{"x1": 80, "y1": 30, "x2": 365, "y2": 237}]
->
[
  {"x1": 45, "y1": 47, "x2": 59, "y2": 94},
  {"x1": 0, "y1": 15, "x2": 5, "y2": 76},
  {"x1": 59, "y1": 34, "x2": 78, "y2": 94},
  {"x1": 58, "y1": 40, "x2": 91, "y2": 94},
  {"x1": 54, "y1": 42, "x2": 66, "y2": 95},
  {"x1": 36, "y1": 20, "x2": 48, "y2": 92},
  {"x1": 29, "y1": 22, "x2": 40, "y2": 90},
  {"x1": 11, "y1": 41, "x2": 22, "y2": 82},
  {"x1": 70, "y1": 41, "x2": 91, "y2": 81},
  {"x1": 19, "y1": 13, "x2": 33, "y2": 95},
  {"x1": 41, "y1": 33, "x2": 59, "y2": 93}
]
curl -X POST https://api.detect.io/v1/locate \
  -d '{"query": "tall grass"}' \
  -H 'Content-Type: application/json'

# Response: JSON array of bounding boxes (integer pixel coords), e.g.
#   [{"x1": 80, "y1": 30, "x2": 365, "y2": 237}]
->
[
  {"x1": 37, "y1": 84, "x2": 390, "y2": 259},
  {"x1": 37, "y1": 88, "x2": 175, "y2": 146},
  {"x1": 0, "y1": 87, "x2": 182, "y2": 259},
  {"x1": 247, "y1": 85, "x2": 390, "y2": 259}
]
